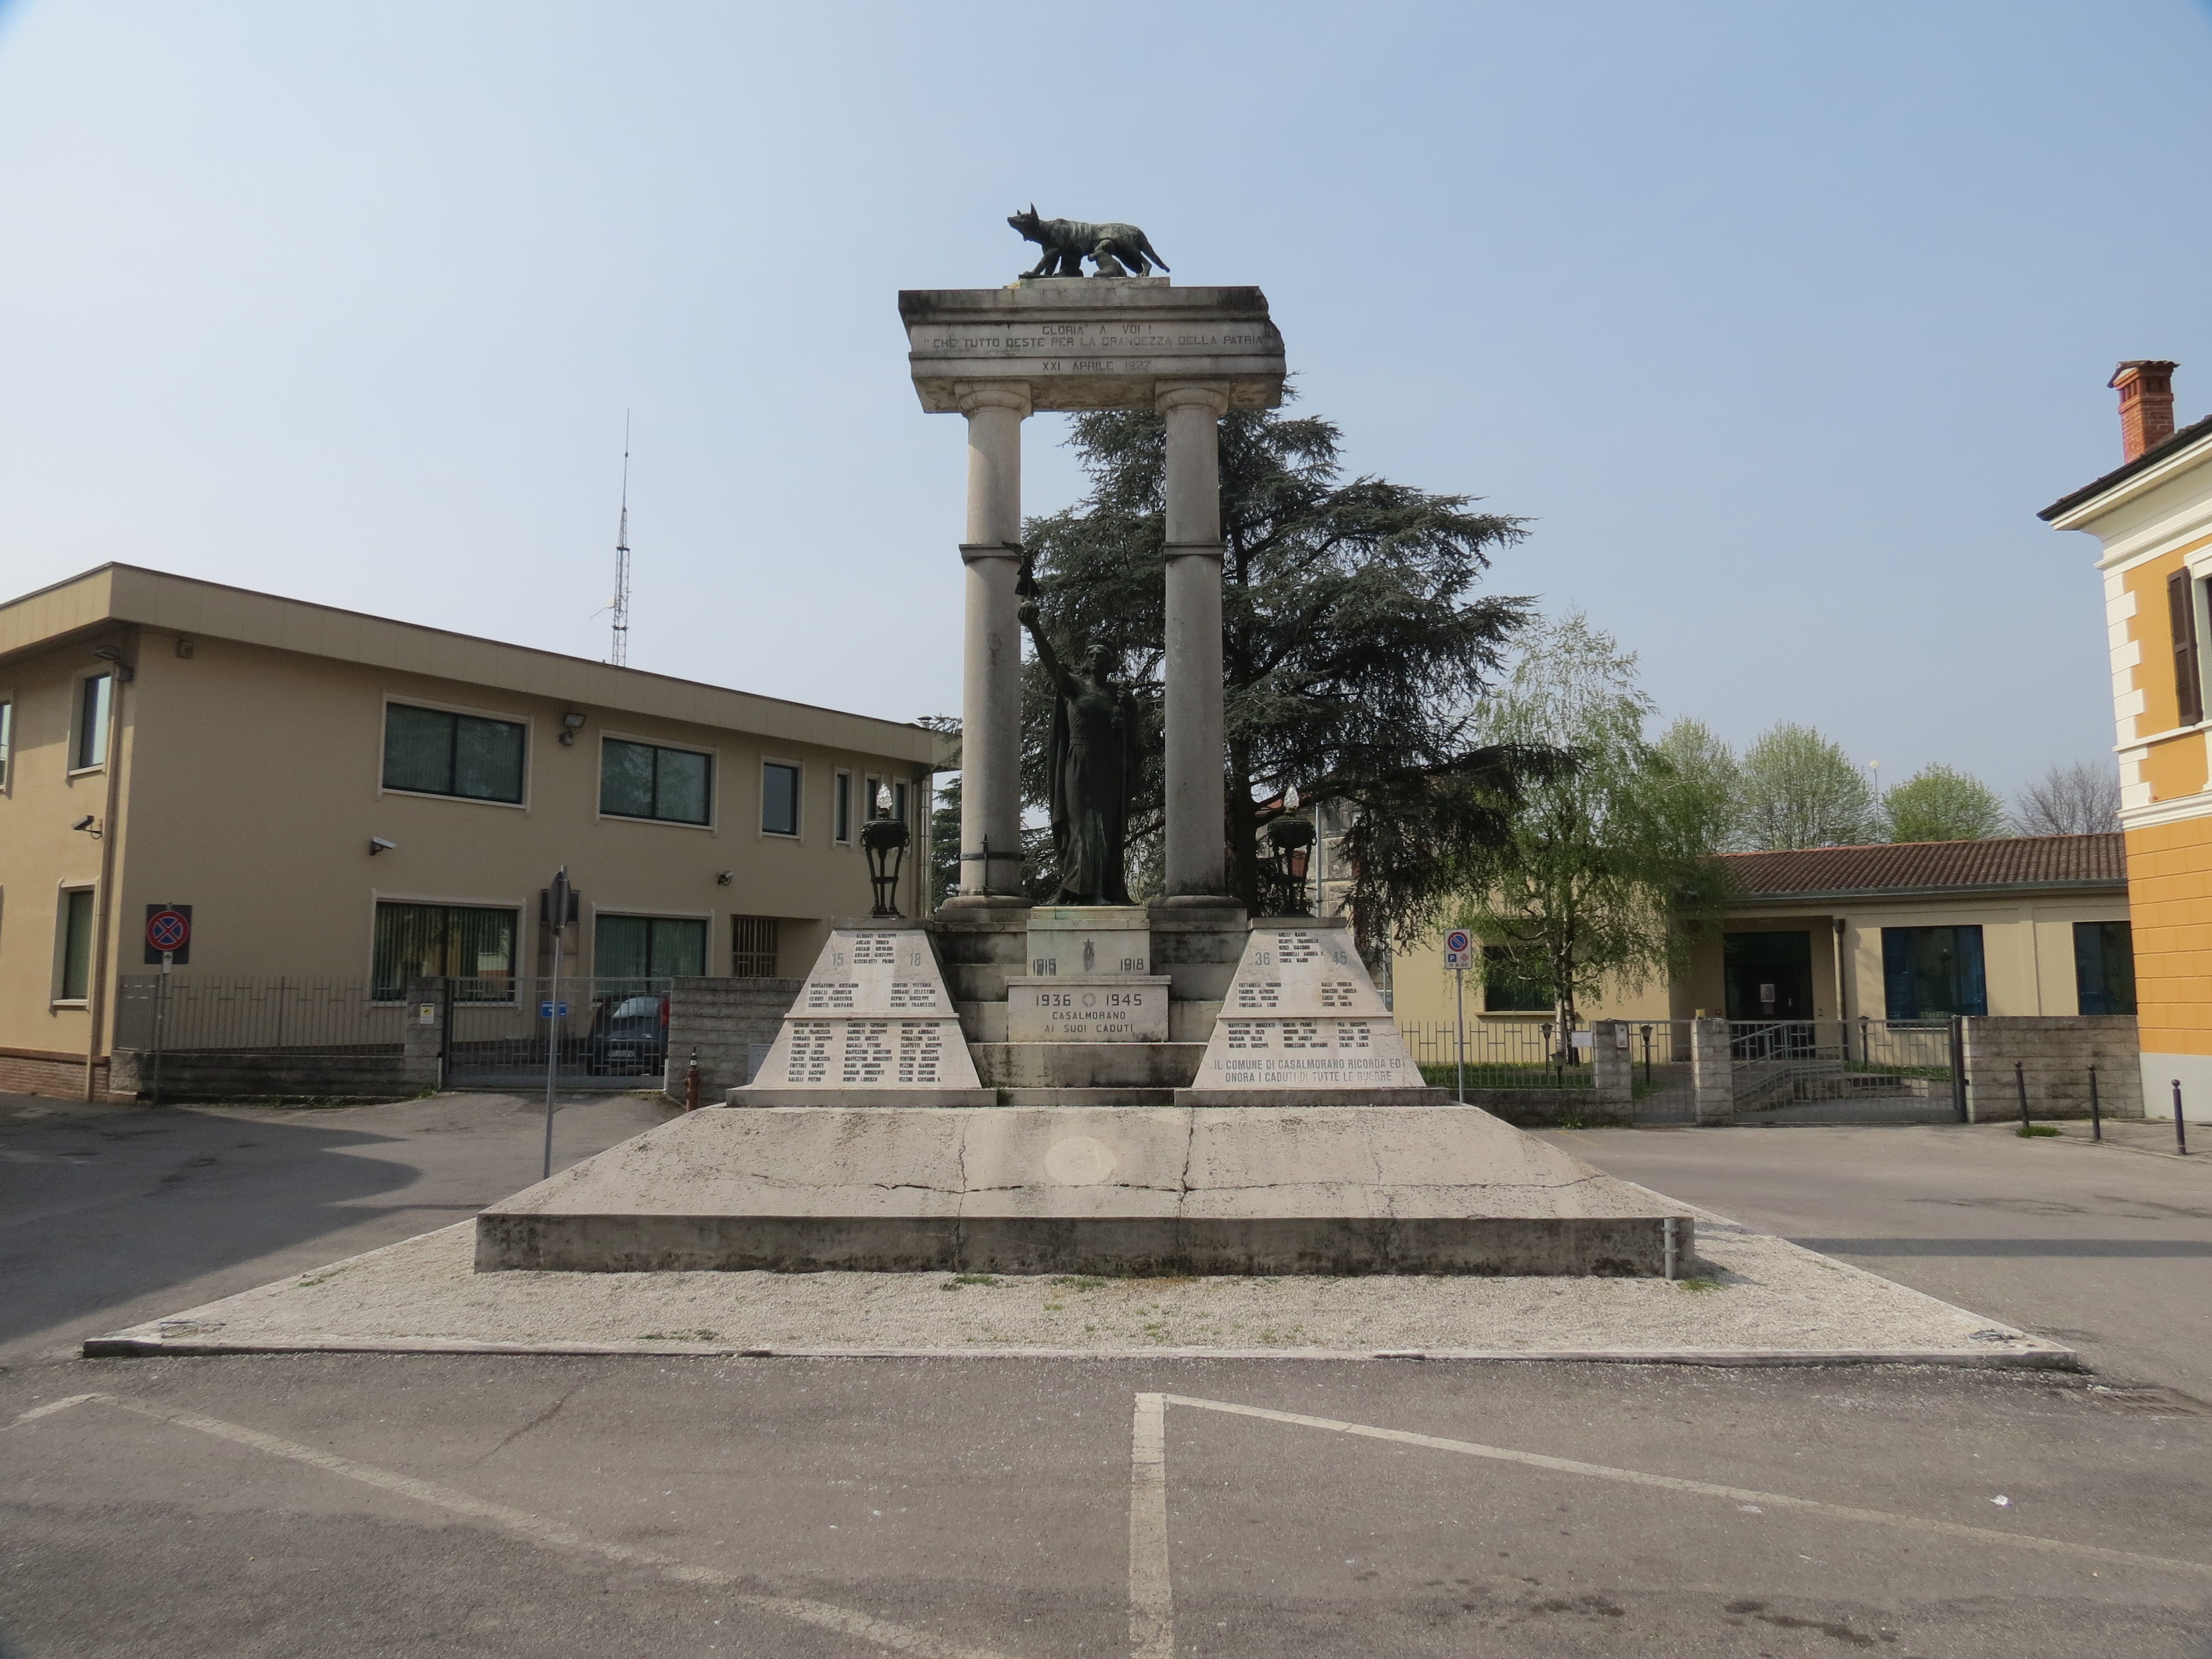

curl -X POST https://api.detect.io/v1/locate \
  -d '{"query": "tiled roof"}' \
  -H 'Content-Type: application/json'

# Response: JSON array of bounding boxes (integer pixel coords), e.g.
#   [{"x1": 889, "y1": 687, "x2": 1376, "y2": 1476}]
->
[
  {"x1": 2038, "y1": 411, "x2": 2212, "y2": 521},
  {"x1": 1720, "y1": 833, "x2": 2126, "y2": 900}
]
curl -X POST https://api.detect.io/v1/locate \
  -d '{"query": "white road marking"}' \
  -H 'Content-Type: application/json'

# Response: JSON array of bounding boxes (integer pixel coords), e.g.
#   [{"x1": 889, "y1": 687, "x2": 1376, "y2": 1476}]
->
[
  {"x1": 46, "y1": 1394, "x2": 1022, "y2": 1659},
  {"x1": 1128, "y1": 1392, "x2": 1172, "y2": 1659},
  {"x1": 4, "y1": 1394, "x2": 100, "y2": 1428},
  {"x1": 1160, "y1": 1394, "x2": 2212, "y2": 1580}
]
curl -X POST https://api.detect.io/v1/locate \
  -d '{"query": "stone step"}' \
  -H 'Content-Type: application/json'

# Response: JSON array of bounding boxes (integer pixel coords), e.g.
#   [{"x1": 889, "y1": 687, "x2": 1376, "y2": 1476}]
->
[
  {"x1": 969, "y1": 1041, "x2": 1207, "y2": 1089},
  {"x1": 1000, "y1": 1087, "x2": 1177, "y2": 1107}
]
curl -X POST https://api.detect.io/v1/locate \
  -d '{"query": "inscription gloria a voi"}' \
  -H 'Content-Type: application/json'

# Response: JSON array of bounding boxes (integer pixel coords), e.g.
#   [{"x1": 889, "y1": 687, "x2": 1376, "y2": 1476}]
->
[{"x1": 914, "y1": 319, "x2": 1275, "y2": 373}]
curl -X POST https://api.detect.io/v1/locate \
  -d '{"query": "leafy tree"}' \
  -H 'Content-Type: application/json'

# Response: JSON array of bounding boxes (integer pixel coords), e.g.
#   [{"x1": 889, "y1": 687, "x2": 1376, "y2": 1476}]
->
[
  {"x1": 2013, "y1": 760, "x2": 2121, "y2": 836},
  {"x1": 1452, "y1": 615, "x2": 1733, "y2": 1036},
  {"x1": 1882, "y1": 763, "x2": 2007, "y2": 842},
  {"x1": 914, "y1": 715, "x2": 963, "y2": 906},
  {"x1": 1736, "y1": 723, "x2": 1876, "y2": 849},
  {"x1": 1653, "y1": 717, "x2": 1744, "y2": 852},
  {"x1": 1018, "y1": 398, "x2": 1548, "y2": 944}
]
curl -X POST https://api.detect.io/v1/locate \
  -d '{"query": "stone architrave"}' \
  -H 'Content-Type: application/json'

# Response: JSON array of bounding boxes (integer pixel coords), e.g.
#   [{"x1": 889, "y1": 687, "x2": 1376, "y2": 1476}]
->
[
  {"x1": 902, "y1": 281, "x2": 1285, "y2": 905},
  {"x1": 733, "y1": 926, "x2": 991, "y2": 1107},
  {"x1": 1180, "y1": 916, "x2": 1442, "y2": 1105}
]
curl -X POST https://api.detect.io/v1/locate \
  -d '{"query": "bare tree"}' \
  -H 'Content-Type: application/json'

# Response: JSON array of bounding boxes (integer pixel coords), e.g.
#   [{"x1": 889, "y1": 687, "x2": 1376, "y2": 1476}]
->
[{"x1": 2012, "y1": 761, "x2": 2121, "y2": 836}]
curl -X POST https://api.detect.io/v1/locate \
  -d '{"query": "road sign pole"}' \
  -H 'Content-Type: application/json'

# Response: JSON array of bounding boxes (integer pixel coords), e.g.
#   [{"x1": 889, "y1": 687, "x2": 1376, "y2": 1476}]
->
[
  {"x1": 1454, "y1": 966, "x2": 1465, "y2": 1104},
  {"x1": 542, "y1": 866, "x2": 573, "y2": 1182}
]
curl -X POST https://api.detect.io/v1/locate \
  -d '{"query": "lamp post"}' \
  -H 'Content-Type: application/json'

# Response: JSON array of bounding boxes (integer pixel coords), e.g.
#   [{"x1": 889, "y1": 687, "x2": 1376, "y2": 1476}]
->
[
  {"x1": 862, "y1": 787, "x2": 911, "y2": 919},
  {"x1": 1262, "y1": 786, "x2": 1316, "y2": 917}
]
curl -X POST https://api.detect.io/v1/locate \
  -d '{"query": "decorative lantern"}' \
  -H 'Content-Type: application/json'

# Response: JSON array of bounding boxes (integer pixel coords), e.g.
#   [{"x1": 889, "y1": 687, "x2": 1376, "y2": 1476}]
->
[
  {"x1": 1262, "y1": 785, "x2": 1316, "y2": 916},
  {"x1": 861, "y1": 785, "x2": 911, "y2": 918}
]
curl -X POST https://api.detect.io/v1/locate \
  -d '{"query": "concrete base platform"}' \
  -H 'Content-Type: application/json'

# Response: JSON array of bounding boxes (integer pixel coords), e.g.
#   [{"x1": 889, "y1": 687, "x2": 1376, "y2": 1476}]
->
[
  {"x1": 474, "y1": 1104, "x2": 1695, "y2": 1277},
  {"x1": 1177, "y1": 1086, "x2": 1457, "y2": 1107},
  {"x1": 731, "y1": 1088, "x2": 995, "y2": 1108}
]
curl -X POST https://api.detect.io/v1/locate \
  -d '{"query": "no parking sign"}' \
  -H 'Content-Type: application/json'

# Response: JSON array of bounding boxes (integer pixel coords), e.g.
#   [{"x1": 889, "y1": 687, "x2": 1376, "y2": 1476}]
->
[
  {"x1": 1443, "y1": 929, "x2": 1475, "y2": 972},
  {"x1": 143, "y1": 904, "x2": 192, "y2": 966}
]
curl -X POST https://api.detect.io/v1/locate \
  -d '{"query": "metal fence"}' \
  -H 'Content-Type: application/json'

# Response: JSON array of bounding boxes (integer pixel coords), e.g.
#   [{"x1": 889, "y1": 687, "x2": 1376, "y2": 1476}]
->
[
  {"x1": 444, "y1": 975, "x2": 673, "y2": 1092},
  {"x1": 1623, "y1": 1020, "x2": 1697, "y2": 1121},
  {"x1": 1728, "y1": 1018, "x2": 1955, "y2": 1116},
  {"x1": 113, "y1": 975, "x2": 404, "y2": 1056},
  {"x1": 1400, "y1": 1019, "x2": 1593, "y2": 1089}
]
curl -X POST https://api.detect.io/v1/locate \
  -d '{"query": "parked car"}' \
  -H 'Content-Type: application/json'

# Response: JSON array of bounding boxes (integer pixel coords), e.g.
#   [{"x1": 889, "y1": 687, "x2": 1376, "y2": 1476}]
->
[{"x1": 584, "y1": 992, "x2": 669, "y2": 1077}]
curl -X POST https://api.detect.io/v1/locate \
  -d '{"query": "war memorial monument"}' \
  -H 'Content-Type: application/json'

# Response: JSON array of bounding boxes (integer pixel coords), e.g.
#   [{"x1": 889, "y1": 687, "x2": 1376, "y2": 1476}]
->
[{"x1": 475, "y1": 215, "x2": 1692, "y2": 1280}]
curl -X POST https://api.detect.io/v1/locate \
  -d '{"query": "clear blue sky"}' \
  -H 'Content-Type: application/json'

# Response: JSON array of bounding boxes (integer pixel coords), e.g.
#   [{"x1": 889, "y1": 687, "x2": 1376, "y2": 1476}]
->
[{"x1": 4, "y1": 2, "x2": 2208, "y2": 797}]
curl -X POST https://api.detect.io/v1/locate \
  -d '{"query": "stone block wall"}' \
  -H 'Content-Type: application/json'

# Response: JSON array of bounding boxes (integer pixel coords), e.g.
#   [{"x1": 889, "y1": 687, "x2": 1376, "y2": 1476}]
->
[
  {"x1": 1962, "y1": 1016, "x2": 2141, "y2": 1121},
  {"x1": 662, "y1": 977, "x2": 802, "y2": 1104}
]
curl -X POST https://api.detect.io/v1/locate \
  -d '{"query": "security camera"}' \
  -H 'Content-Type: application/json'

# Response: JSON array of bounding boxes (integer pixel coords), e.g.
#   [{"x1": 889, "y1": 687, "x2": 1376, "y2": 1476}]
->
[
  {"x1": 369, "y1": 837, "x2": 397, "y2": 855},
  {"x1": 71, "y1": 815, "x2": 96, "y2": 832},
  {"x1": 716, "y1": 871, "x2": 733, "y2": 885}
]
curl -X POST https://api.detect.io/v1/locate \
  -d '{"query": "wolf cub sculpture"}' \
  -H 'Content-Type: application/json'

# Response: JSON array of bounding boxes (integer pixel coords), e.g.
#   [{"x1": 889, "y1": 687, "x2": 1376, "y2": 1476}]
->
[{"x1": 1007, "y1": 206, "x2": 1170, "y2": 279}]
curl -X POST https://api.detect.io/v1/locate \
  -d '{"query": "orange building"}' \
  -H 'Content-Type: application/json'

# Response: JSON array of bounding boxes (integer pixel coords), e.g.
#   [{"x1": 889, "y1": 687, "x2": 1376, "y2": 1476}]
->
[{"x1": 2041, "y1": 362, "x2": 2212, "y2": 1119}]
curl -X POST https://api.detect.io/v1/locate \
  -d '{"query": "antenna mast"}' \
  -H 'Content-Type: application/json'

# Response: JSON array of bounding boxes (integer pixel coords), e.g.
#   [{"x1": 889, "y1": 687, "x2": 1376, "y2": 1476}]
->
[{"x1": 610, "y1": 414, "x2": 632, "y2": 667}]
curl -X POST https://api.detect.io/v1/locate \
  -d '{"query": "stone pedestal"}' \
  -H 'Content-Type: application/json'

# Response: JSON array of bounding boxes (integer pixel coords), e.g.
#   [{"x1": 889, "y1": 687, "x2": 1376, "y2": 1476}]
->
[
  {"x1": 1026, "y1": 905, "x2": 1151, "y2": 978},
  {"x1": 1006, "y1": 978, "x2": 1171, "y2": 1043},
  {"x1": 732, "y1": 921, "x2": 990, "y2": 1107},
  {"x1": 1182, "y1": 915, "x2": 1443, "y2": 1105},
  {"x1": 477, "y1": 1104, "x2": 1697, "y2": 1277}
]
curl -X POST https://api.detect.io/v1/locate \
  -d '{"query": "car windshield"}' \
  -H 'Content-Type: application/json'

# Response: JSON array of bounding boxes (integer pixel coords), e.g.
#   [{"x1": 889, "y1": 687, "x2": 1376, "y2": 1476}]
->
[{"x1": 603, "y1": 996, "x2": 662, "y2": 1022}]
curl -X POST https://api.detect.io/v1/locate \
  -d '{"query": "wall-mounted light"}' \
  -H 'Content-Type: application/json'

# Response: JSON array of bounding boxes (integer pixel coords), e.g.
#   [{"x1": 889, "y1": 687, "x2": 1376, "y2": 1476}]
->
[
  {"x1": 557, "y1": 711, "x2": 588, "y2": 747},
  {"x1": 369, "y1": 837, "x2": 396, "y2": 855},
  {"x1": 71, "y1": 814, "x2": 101, "y2": 840},
  {"x1": 715, "y1": 871, "x2": 733, "y2": 885}
]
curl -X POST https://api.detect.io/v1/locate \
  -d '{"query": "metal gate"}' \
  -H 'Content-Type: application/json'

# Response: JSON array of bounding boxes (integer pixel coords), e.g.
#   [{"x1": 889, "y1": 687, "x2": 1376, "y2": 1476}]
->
[
  {"x1": 442, "y1": 977, "x2": 672, "y2": 1092},
  {"x1": 1729, "y1": 1018, "x2": 1958, "y2": 1121}
]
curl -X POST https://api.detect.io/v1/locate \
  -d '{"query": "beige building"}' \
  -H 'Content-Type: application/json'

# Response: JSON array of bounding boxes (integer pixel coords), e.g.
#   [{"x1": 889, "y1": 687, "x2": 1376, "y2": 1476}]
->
[
  {"x1": 1392, "y1": 834, "x2": 2131, "y2": 1037},
  {"x1": 0, "y1": 565, "x2": 945, "y2": 1098}
]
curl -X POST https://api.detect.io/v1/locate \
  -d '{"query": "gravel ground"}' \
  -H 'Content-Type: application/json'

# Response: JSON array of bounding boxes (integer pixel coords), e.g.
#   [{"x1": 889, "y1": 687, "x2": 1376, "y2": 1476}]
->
[{"x1": 95, "y1": 1209, "x2": 2065, "y2": 1361}]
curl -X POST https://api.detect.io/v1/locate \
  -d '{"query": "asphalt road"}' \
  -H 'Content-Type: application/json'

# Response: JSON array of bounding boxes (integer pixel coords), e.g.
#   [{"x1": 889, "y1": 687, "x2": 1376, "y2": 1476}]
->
[
  {"x1": 1546, "y1": 1122, "x2": 2212, "y2": 1398},
  {"x1": 3, "y1": 1100, "x2": 2210, "y2": 1657}
]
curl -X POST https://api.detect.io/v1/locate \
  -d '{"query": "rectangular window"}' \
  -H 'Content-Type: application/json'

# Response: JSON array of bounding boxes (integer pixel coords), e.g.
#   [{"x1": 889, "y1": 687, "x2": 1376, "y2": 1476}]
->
[
  {"x1": 732, "y1": 915, "x2": 781, "y2": 978},
  {"x1": 58, "y1": 888, "x2": 95, "y2": 1001},
  {"x1": 1480, "y1": 945, "x2": 1551, "y2": 1013},
  {"x1": 863, "y1": 773, "x2": 882, "y2": 822},
  {"x1": 893, "y1": 779, "x2": 910, "y2": 823},
  {"x1": 0, "y1": 698, "x2": 12, "y2": 788},
  {"x1": 834, "y1": 771, "x2": 852, "y2": 843},
  {"x1": 1881, "y1": 925, "x2": 1987, "y2": 1020},
  {"x1": 599, "y1": 738, "x2": 712, "y2": 825},
  {"x1": 761, "y1": 761, "x2": 800, "y2": 836},
  {"x1": 593, "y1": 914, "x2": 708, "y2": 980},
  {"x1": 2073, "y1": 920, "x2": 2137, "y2": 1016},
  {"x1": 372, "y1": 901, "x2": 518, "y2": 1000},
  {"x1": 382, "y1": 705, "x2": 525, "y2": 803},
  {"x1": 75, "y1": 674, "x2": 111, "y2": 770}
]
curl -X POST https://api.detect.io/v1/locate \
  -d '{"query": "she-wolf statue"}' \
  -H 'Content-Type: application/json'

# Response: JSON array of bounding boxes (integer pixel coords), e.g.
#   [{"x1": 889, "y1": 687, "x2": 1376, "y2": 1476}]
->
[
  {"x1": 1007, "y1": 206, "x2": 1170, "y2": 278},
  {"x1": 1018, "y1": 598, "x2": 1143, "y2": 906}
]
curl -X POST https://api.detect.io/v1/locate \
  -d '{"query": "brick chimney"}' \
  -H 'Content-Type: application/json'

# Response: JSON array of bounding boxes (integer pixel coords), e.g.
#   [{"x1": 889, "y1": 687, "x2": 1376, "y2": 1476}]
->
[{"x1": 2110, "y1": 359, "x2": 2179, "y2": 462}]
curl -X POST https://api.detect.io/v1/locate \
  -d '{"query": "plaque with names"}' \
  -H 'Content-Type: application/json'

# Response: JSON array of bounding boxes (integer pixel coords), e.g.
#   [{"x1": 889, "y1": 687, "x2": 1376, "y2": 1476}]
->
[
  {"x1": 739, "y1": 928, "x2": 982, "y2": 1095},
  {"x1": 1188, "y1": 922, "x2": 1426, "y2": 1093}
]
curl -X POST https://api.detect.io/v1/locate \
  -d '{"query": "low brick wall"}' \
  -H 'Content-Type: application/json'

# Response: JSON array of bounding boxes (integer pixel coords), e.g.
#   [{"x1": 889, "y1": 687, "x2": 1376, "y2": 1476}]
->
[
  {"x1": 662, "y1": 978, "x2": 802, "y2": 1105},
  {"x1": 109, "y1": 1048, "x2": 432, "y2": 1103},
  {"x1": 0, "y1": 1046, "x2": 117, "y2": 1102},
  {"x1": 1962, "y1": 1016, "x2": 2141, "y2": 1122}
]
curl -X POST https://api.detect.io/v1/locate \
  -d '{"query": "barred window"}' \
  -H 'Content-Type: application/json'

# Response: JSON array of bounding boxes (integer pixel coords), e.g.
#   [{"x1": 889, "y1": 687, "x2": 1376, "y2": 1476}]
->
[{"x1": 731, "y1": 916, "x2": 780, "y2": 978}]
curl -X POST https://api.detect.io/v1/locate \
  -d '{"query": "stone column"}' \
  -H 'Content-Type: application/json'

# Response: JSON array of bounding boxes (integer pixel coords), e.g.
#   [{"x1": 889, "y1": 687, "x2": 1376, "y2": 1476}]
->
[
  {"x1": 1592, "y1": 1020, "x2": 1633, "y2": 1107},
  {"x1": 1159, "y1": 384, "x2": 1231, "y2": 900},
  {"x1": 1690, "y1": 1016, "x2": 1734, "y2": 1126},
  {"x1": 955, "y1": 384, "x2": 1030, "y2": 900}
]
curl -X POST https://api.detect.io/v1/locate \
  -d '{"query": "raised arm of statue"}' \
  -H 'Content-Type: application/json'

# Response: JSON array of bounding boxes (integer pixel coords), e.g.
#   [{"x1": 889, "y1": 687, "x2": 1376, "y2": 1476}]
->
[{"x1": 1018, "y1": 600, "x2": 1076, "y2": 695}]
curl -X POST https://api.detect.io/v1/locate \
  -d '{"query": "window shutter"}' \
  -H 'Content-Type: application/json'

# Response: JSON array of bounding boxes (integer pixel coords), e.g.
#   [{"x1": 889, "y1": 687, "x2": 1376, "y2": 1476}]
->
[{"x1": 2170, "y1": 569, "x2": 2205, "y2": 727}]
